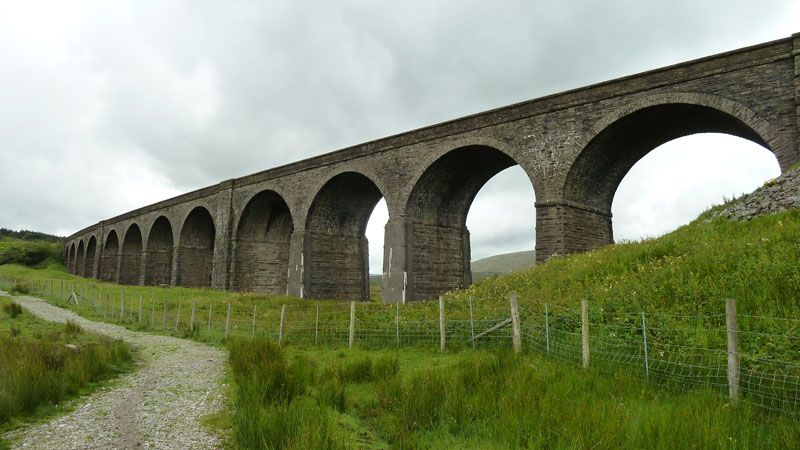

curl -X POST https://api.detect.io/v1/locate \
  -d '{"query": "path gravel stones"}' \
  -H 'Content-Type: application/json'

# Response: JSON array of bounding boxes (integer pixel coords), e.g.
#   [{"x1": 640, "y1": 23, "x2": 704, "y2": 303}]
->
[{"x1": 1, "y1": 291, "x2": 229, "y2": 449}]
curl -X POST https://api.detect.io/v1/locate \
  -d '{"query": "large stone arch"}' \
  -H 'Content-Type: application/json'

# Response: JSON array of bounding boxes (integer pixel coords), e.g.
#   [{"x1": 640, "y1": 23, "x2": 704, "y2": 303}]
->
[
  {"x1": 144, "y1": 216, "x2": 174, "y2": 286},
  {"x1": 303, "y1": 171, "x2": 384, "y2": 300},
  {"x1": 68, "y1": 243, "x2": 77, "y2": 274},
  {"x1": 233, "y1": 190, "x2": 294, "y2": 295},
  {"x1": 76, "y1": 240, "x2": 86, "y2": 277},
  {"x1": 101, "y1": 230, "x2": 120, "y2": 282},
  {"x1": 398, "y1": 144, "x2": 534, "y2": 301},
  {"x1": 559, "y1": 93, "x2": 781, "y2": 255},
  {"x1": 178, "y1": 206, "x2": 216, "y2": 288},
  {"x1": 119, "y1": 224, "x2": 143, "y2": 285},
  {"x1": 85, "y1": 236, "x2": 97, "y2": 279}
]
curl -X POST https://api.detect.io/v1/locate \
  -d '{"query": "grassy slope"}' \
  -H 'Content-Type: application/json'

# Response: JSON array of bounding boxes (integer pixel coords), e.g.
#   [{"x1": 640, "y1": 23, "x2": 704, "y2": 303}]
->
[{"x1": 0, "y1": 296, "x2": 134, "y2": 448}]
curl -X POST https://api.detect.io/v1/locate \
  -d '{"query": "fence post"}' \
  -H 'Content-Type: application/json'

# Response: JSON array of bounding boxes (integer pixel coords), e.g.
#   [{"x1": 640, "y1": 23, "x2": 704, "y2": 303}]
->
[
  {"x1": 279, "y1": 304, "x2": 286, "y2": 346},
  {"x1": 726, "y1": 298, "x2": 740, "y2": 405},
  {"x1": 162, "y1": 301, "x2": 168, "y2": 329},
  {"x1": 175, "y1": 299, "x2": 182, "y2": 329},
  {"x1": 439, "y1": 295, "x2": 446, "y2": 352},
  {"x1": 120, "y1": 294, "x2": 125, "y2": 320},
  {"x1": 642, "y1": 312, "x2": 650, "y2": 377},
  {"x1": 581, "y1": 300, "x2": 589, "y2": 369},
  {"x1": 91, "y1": 285, "x2": 95, "y2": 309},
  {"x1": 151, "y1": 293, "x2": 155, "y2": 327},
  {"x1": 99, "y1": 285, "x2": 103, "y2": 309},
  {"x1": 138, "y1": 295, "x2": 143, "y2": 322},
  {"x1": 208, "y1": 303, "x2": 212, "y2": 334},
  {"x1": 315, "y1": 305, "x2": 319, "y2": 345},
  {"x1": 59, "y1": 281, "x2": 63, "y2": 300},
  {"x1": 251, "y1": 305, "x2": 256, "y2": 338},
  {"x1": 349, "y1": 301, "x2": 356, "y2": 348},
  {"x1": 510, "y1": 292, "x2": 521, "y2": 353},
  {"x1": 469, "y1": 298, "x2": 475, "y2": 348},
  {"x1": 396, "y1": 302, "x2": 400, "y2": 348},
  {"x1": 225, "y1": 303, "x2": 231, "y2": 339},
  {"x1": 72, "y1": 281, "x2": 75, "y2": 297},
  {"x1": 190, "y1": 301, "x2": 197, "y2": 332},
  {"x1": 103, "y1": 295, "x2": 108, "y2": 320},
  {"x1": 545, "y1": 303, "x2": 550, "y2": 353}
]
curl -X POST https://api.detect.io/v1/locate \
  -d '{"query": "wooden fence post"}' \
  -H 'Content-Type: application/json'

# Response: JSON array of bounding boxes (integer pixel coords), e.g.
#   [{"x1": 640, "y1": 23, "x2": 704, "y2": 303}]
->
[
  {"x1": 349, "y1": 301, "x2": 356, "y2": 348},
  {"x1": 510, "y1": 292, "x2": 521, "y2": 353},
  {"x1": 726, "y1": 298, "x2": 740, "y2": 405},
  {"x1": 642, "y1": 312, "x2": 650, "y2": 377},
  {"x1": 59, "y1": 281, "x2": 63, "y2": 300},
  {"x1": 279, "y1": 304, "x2": 286, "y2": 346},
  {"x1": 138, "y1": 295, "x2": 143, "y2": 322},
  {"x1": 469, "y1": 298, "x2": 475, "y2": 348},
  {"x1": 251, "y1": 305, "x2": 256, "y2": 338},
  {"x1": 396, "y1": 302, "x2": 400, "y2": 348},
  {"x1": 439, "y1": 295, "x2": 446, "y2": 352},
  {"x1": 225, "y1": 302, "x2": 232, "y2": 339},
  {"x1": 315, "y1": 305, "x2": 319, "y2": 345},
  {"x1": 103, "y1": 295, "x2": 108, "y2": 320},
  {"x1": 120, "y1": 295, "x2": 125, "y2": 320},
  {"x1": 190, "y1": 301, "x2": 197, "y2": 332},
  {"x1": 581, "y1": 300, "x2": 589, "y2": 369},
  {"x1": 175, "y1": 299, "x2": 182, "y2": 329},
  {"x1": 162, "y1": 301, "x2": 168, "y2": 329},
  {"x1": 208, "y1": 303, "x2": 212, "y2": 333}
]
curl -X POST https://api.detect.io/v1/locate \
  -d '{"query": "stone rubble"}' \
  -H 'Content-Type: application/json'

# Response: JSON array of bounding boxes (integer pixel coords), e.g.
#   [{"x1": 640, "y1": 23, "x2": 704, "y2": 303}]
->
[{"x1": 708, "y1": 165, "x2": 800, "y2": 222}]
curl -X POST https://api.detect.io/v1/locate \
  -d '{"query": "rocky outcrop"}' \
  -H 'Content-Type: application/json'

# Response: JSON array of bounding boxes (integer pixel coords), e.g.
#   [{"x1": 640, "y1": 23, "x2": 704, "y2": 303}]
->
[{"x1": 710, "y1": 166, "x2": 800, "y2": 222}]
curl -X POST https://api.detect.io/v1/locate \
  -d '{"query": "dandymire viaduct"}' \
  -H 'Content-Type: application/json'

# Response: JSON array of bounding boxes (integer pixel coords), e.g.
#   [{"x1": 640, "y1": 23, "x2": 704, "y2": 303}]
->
[{"x1": 64, "y1": 34, "x2": 800, "y2": 303}]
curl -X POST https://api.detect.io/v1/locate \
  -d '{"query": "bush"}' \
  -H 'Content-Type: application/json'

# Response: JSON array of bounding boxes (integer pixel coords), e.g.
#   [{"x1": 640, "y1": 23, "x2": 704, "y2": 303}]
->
[
  {"x1": 2, "y1": 302, "x2": 22, "y2": 318},
  {"x1": 8, "y1": 283, "x2": 29, "y2": 296}
]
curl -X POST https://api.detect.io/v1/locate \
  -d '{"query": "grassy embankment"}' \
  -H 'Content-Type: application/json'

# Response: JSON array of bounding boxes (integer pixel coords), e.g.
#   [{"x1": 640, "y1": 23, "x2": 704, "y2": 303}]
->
[
  {"x1": 0, "y1": 291, "x2": 134, "y2": 448},
  {"x1": 229, "y1": 340, "x2": 800, "y2": 449},
  {"x1": 4, "y1": 201, "x2": 800, "y2": 447}
]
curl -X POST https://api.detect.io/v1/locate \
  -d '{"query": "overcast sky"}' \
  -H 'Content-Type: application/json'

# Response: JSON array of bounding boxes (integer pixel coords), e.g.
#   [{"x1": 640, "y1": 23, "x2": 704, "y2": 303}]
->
[{"x1": 0, "y1": 1, "x2": 796, "y2": 272}]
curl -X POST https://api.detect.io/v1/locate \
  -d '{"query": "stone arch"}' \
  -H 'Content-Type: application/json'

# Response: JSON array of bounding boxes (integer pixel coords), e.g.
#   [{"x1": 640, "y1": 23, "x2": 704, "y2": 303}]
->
[
  {"x1": 305, "y1": 171, "x2": 384, "y2": 300},
  {"x1": 233, "y1": 190, "x2": 294, "y2": 294},
  {"x1": 120, "y1": 224, "x2": 143, "y2": 285},
  {"x1": 145, "y1": 216, "x2": 174, "y2": 286},
  {"x1": 560, "y1": 93, "x2": 780, "y2": 254},
  {"x1": 85, "y1": 236, "x2": 97, "y2": 279},
  {"x1": 68, "y1": 243, "x2": 77, "y2": 274},
  {"x1": 101, "y1": 230, "x2": 120, "y2": 282},
  {"x1": 76, "y1": 240, "x2": 86, "y2": 277},
  {"x1": 403, "y1": 144, "x2": 532, "y2": 300},
  {"x1": 178, "y1": 207, "x2": 215, "y2": 288}
]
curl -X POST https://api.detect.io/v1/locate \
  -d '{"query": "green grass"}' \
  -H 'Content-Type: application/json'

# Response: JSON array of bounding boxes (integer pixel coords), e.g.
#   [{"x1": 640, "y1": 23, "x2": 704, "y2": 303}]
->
[
  {"x1": 0, "y1": 295, "x2": 135, "y2": 444},
  {"x1": 229, "y1": 341, "x2": 800, "y2": 449}
]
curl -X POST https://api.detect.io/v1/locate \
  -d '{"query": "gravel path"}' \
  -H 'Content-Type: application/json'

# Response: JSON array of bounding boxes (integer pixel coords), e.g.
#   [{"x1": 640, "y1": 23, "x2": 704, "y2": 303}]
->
[{"x1": 1, "y1": 291, "x2": 229, "y2": 449}]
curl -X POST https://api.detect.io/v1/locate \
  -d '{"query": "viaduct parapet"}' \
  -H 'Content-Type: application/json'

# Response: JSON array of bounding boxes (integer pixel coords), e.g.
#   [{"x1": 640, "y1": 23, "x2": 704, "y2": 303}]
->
[{"x1": 64, "y1": 34, "x2": 800, "y2": 302}]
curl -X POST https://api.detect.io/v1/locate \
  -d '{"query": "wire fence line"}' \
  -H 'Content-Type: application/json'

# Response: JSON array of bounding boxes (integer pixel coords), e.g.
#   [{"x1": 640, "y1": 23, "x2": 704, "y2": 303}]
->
[{"x1": 1, "y1": 275, "x2": 800, "y2": 416}]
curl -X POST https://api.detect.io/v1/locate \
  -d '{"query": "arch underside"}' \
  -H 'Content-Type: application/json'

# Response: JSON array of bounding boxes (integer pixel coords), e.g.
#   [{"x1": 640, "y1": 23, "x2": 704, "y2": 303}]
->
[
  {"x1": 306, "y1": 173, "x2": 382, "y2": 300},
  {"x1": 235, "y1": 191, "x2": 293, "y2": 295},
  {"x1": 85, "y1": 237, "x2": 97, "y2": 279},
  {"x1": 101, "y1": 232, "x2": 119, "y2": 282},
  {"x1": 145, "y1": 217, "x2": 174, "y2": 286},
  {"x1": 406, "y1": 145, "x2": 518, "y2": 300},
  {"x1": 76, "y1": 241, "x2": 85, "y2": 277},
  {"x1": 120, "y1": 225, "x2": 143, "y2": 285},
  {"x1": 179, "y1": 208, "x2": 215, "y2": 288},
  {"x1": 561, "y1": 103, "x2": 772, "y2": 254}
]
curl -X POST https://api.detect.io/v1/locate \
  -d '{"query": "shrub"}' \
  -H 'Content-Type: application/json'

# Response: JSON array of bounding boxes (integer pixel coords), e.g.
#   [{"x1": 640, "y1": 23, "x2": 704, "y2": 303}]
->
[
  {"x1": 8, "y1": 283, "x2": 29, "y2": 295},
  {"x1": 2, "y1": 302, "x2": 22, "y2": 318}
]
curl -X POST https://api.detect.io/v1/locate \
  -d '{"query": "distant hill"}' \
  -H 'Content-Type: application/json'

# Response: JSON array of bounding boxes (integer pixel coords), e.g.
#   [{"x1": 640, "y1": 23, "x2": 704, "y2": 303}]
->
[
  {"x1": 369, "y1": 250, "x2": 536, "y2": 286},
  {"x1": 471, "y1": 250, "x2": 535, "y2": 281},
  {"x1": 0, "y1": 228, "x2": 62, "y2": 243}
]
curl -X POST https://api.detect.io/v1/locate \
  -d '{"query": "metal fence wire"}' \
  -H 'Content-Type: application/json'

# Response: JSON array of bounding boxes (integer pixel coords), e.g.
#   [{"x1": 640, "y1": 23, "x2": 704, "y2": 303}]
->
[{"x1": 2, "y1": 276, "x2": 800, "y2": 416}]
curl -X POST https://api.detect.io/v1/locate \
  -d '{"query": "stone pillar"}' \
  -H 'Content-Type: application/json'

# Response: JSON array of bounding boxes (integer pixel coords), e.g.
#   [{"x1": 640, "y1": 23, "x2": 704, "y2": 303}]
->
[
  {"x1": 535, "y1": 201, "x2": 612, "y2": 263},
  {"x1": 170, "y1": 246, "x2": 180, "y2": 287},
  {"x1": 793, "y1": 32, "x2": 800, "y2": 161},
  {"x1": 211, "y1": 180, "x2": 235, "y2": 290},
  {"x1": 382, "y1": 218, "x2": 412, "y2": 303},
  {"x1": 287, "y1": 230, "x2": 311, "y2": 298},
  {"x1": 138, "y1": 252, "x2": 147, "y2": 286}
]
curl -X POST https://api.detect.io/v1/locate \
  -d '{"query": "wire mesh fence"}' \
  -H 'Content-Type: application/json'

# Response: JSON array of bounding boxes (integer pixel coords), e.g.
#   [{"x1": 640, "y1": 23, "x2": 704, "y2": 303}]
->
[{"x1": 2, "y1": 275, "x2": 800, "y2": 416}]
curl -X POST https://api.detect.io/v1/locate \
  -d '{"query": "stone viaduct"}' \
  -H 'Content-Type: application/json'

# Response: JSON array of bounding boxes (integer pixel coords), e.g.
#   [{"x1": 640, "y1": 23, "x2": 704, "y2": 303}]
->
[{"x1": 64, "y1": 33, "x2": 800, "y2": 303}]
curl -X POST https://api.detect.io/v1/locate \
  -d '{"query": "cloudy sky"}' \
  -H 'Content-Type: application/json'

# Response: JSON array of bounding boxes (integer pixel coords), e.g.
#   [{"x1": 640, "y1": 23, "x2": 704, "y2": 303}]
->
[{"x1": 0, "y1": 1, "x2": 797, "y2": 272}]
